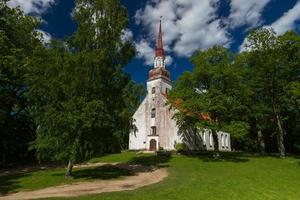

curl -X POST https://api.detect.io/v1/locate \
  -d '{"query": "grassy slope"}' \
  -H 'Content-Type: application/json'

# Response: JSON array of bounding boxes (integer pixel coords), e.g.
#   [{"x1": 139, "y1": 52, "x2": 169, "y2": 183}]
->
[
  {"x1": 1, "y1": 152, "x2": 300, "y2": 200},
  {"x1": 0, "y1": 158, "x2": 133, "y2": 194},
  {"x1": 0, "y1": 152, "x2": 153, "y2": 195},
  {"x1": 51, "y1": 153, "x2": 300, "y2": 200}
]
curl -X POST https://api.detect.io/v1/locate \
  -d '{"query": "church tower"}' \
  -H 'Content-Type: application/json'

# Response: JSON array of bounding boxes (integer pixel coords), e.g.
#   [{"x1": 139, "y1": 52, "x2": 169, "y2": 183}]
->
[
  {"x1": 129, "y1": 20, "x2": 181, "y2": 151},
  {"x1": 129, "y1": 20, "x2": 232, "y2": 152}
]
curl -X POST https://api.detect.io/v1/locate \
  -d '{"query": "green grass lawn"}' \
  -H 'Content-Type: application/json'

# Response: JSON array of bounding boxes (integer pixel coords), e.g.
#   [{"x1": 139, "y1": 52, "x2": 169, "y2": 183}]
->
[
  {"x1": 1, "y1": 152, "x2": 300, "y2": 200},
  {"x1": 0, "y1": 161, "x2": 131, "y2": 195},
  {"x1": 89, "y1": 151, "x2": 153, "y2": 163}
]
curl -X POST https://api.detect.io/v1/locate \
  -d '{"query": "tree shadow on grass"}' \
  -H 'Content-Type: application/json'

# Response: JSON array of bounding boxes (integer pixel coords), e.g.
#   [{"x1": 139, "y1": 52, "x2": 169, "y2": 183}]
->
[
  {"x1": 290, "y1": 154, "x2": 300, "y2": 160},
  {"x1": 0, "y1": 172, "x2": 30, "y2": 195},
  {"x1": 184, "y1": 151, "x2": 250, "y2": 163},
  {"x1": 51, "y1": 165, "x2": 132, "y2": 180},
  {"x1": 73, "y1": 165, "x2": 132, "y2": 180},
  {"x1": 52, "y1": 153, "x2": 171, "y2": 181},
  {"x1": 126, "y1": 154, "x2": 171, "y2": 167},
  {"x1": 290, "y1": 155, "x2": 300, "y2": 166},
  {"x1": 72, "y1": 153, "x2": 172, "y2": 180},
  {"x1": 185, "y1": 151, "x2": 300, "y2": 164}
]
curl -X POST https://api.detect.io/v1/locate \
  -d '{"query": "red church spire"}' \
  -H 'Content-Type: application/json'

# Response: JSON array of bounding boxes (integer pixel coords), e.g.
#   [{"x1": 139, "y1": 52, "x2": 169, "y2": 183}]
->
[{"x1": 155, "y1": 18, "x2": 164, "y2": 57}]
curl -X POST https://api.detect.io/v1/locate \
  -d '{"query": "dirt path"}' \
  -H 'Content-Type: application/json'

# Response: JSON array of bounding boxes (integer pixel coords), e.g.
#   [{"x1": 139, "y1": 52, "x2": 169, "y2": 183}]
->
[{"x1": 0, "y1": 167, "x2": 168, "y2": 200}]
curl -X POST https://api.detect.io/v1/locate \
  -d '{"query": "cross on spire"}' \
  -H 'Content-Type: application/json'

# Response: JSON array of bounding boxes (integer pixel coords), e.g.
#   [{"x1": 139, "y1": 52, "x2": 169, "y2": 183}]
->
[{"x1": 155, "y1": 17, "x2": 164, "y2": 57}]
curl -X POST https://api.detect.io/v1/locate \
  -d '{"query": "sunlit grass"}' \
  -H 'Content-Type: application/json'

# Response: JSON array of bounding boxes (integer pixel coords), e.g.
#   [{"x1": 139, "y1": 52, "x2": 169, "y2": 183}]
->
[{"x1": 1, "y1": 152, "x2": 300, "y2": 200}]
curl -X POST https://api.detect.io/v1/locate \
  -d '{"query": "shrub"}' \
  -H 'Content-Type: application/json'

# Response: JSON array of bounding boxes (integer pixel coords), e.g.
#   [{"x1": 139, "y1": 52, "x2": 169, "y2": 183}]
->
[
  {"x1": 175, "y1": 143, "x2": 187, "y2": 153},
  {"x1": 156, "y1": 150, "x2": 171, "y2": 157}
]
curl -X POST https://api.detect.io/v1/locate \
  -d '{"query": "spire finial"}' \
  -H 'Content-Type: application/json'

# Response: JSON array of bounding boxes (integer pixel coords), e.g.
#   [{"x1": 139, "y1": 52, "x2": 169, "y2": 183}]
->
[{"x1": 155, "y1": 17, "x2": 164, "y2": 57}]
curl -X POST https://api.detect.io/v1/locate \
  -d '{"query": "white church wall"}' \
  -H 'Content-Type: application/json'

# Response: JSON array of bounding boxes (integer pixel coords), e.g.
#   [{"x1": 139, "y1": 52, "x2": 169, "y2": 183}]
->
[
  {"x1": 158, "y1": 104, "x2": 181, "y2": 150},
  {"x1": 129, "y1": 97, "x2": 148, "y2": 150},
  {"x1": 178, "y1": 128, "x2": 231, "y2": 151},
  {"x1": 144, "y1": 77, "x2": 178, "y2": 150},
  {"x1": 147, "y1": 78, "x2": 172, "y2": 95}
]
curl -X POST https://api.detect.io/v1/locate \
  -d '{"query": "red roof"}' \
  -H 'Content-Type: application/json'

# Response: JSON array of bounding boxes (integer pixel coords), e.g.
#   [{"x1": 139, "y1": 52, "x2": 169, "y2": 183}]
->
[{"x1": 171, "y1": 99, "x2": 212, "y2": 122}]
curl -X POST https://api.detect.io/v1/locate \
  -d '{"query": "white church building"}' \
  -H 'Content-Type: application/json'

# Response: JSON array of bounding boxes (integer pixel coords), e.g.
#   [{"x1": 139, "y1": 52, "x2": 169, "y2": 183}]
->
[{"x1": 129, "y1": 21, "x2": 231, "y2": 152}]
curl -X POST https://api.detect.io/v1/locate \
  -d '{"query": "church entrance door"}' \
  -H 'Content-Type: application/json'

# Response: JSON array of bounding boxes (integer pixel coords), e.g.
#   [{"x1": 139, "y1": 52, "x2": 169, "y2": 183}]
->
[{"x1": 149, "y1": 139, "x2": 157, "y2": 151}]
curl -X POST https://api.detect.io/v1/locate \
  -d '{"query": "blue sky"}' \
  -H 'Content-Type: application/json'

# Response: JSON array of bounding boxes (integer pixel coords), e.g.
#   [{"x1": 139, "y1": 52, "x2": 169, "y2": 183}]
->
[{"x1": 7, "y1": 0, "x2": 300, "y2": 87}]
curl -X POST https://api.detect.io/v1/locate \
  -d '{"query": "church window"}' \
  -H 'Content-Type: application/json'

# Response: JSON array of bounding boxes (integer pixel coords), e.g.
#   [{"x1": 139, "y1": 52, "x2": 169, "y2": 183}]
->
[
  {"x1": 151, "y1": 108, "x2": 156, "y2": 118},
  {"x1": 152, "y1": 87, "x2": 156, "y2": 94},
  {"x1": 225, "y1": 135, "x2": 228, "y2": 148},
  {"x1": 221, "y1": 134, "x2": 224, "y2": 147},
  {"x1": 209, "y1": 132, "x2": 213, "y2": 147},
  {"x1": 151, "y1": 126, "x2": 157, "y2": 135},
  {"x1": 166, "y1": 88, "x2": 169, "y2": 95}
]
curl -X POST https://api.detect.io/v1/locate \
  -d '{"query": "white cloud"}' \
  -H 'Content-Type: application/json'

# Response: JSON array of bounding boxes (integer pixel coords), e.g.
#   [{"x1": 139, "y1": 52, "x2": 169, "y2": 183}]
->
[
  {"x1": 121, "y1": 29, "x2": 133, "y2": 42},
  {"x1": 37, "y1": 29, "x2": 52, "y2": 43},
  {"x1": 227, "y1": 0, "x2": 271, "y2": 28},
  {"x1": 240, "y1": 1, "x2": 300, "y2": 52},
  {"x1": 165, "y1": 56, "x2": 173, "y2": 66},
  {"x1": 135, "y1": 40, "x2": 155, "y2": 65},
  {"x1": 8, "y1": 0, "x2": 56, "y2": 14},
  {"x1": 268, "y1": 1, "x2": 300, "y2": 35},
  {"x1": 135, "y1": 0, "x2": 230, "y2": 61}
]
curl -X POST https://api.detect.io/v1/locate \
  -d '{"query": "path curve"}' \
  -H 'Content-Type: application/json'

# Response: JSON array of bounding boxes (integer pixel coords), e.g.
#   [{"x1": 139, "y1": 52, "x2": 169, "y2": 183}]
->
[{"x1": 0, "y1": 167, "x2": 168, "y2": 200}]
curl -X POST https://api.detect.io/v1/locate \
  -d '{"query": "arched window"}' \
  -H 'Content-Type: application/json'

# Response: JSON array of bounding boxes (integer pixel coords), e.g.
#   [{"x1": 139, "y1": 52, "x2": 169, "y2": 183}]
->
[
  {"x1": 221, "y1": 134, "x2": 224, "y2": 147},
  {"x1": 225, "y1": 135, "x2": 228, "y2": 148},
  {"x1": 152, "y1": 87, "x2": 156, "y2": 94},
  {"x1": 209, "y1": 133, "x2": 213, "y2": 147},
  {"x1": 202, "y1": 132, "x2": 206, "y2": 146},
  {"x1": 151, "y1": 108, "x2": 156, "y2": 118},
  {"x1": 151, "y1": 126, "x2": 157, "y2": 135}
]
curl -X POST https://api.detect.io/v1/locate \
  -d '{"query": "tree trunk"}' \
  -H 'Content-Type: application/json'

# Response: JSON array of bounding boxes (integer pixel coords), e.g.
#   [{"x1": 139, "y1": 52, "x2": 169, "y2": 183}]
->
[
  {"x1": 270, "y1": 82, "x2": 285, "y2": 158},
  {"x1": 257, "y1": 129, "x2": 265, "y2": 155},
  {"x1": 275, "y1": 113, "x2": 285, "y2": 158},
  {"x1": 65, "y1": 160, "x2": 73, "y2": 177},
  {"x1": 212, "y1": 130, "x2": 220, "y2": 158}
]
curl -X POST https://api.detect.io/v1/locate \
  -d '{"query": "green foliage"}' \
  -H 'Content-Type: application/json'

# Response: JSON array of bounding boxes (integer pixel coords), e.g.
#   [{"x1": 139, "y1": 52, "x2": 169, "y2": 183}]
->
[
  {"x1": 0, "y1": 2, "x2": 41, "y2": 166},
  {"x1": 170, "y1": 29, "x2": 300, "y2": 154},
  {"x1": 241, "y1": 28, "x2": 300, "y2": 155},
  {"x1": 223, "y1": 121, "x2": 249, "y2": 140},
  {"x1": 169, "y1": 46, "x2": 249, "y2": 154},
  {"x1": 24, "y1": 0, "x2": 142, "y2": 167},
  {"x1": 0, "y1": 0, "x2": 141, "y2": 169},
  {"x1": 175, "y1": 143, "x2": 187, "y2": 153},
  {"x1": 156, "y1": 150, "x2": 172, "y2": 157}
]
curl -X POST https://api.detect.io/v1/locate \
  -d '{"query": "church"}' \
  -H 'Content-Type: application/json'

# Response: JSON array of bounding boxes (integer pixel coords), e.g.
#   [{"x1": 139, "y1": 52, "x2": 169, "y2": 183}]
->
[{"x1": 129, "y1": 21, "x2": 231, "y2": 152}]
